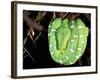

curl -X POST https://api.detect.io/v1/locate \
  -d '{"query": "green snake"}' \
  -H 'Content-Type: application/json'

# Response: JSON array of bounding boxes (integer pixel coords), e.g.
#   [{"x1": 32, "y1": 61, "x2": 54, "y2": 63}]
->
[{"x1": 48, "y1": 18, "x2": 89, "y2": 65}]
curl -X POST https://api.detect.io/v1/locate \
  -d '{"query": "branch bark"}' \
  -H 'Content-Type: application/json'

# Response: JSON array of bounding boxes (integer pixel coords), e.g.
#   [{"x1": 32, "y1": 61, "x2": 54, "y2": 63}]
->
[{"x1": 23, "y1": 13, "x2": 44, "y2": 32}]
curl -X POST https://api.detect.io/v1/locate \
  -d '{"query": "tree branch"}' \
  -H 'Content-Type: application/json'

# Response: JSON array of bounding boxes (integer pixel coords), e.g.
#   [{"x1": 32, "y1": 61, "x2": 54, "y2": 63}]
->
[{"x1": 23, "y1": 13, "x2": 44, "y2": 32}]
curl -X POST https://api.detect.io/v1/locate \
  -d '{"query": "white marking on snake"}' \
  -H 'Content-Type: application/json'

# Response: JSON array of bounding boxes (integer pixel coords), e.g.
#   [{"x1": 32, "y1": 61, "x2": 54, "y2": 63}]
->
[
  {"x1": 77, "y1": 48, "x2": 81, "y2": 51},
  {"x1": 49, "y1": 44, "x2": 53, "y2": 48},
  {"x1": 71, "y1": 39, "x2": 74, "y2": 42},
  {"x1": 79, "y1": 35, "x2": 83, "y2": 38},
  {"x1": 70, "y1": 25, "x2": 74, "y2": 28},
  {"x1": 52, "y1": 29, "x2": 56, "y2": 32},
  {"x1": 74, "y1": 35, "x2": 78, "y2": 38},
  {"x1": 69, "y1": 61, "x2": 73, "y2": 64},
  {"x1": 51, "y1": 52, "x2": 54, "y2": 55},
  {"x1": 48, "y1": 33, "x2": 52, "y2": 36},
  {"x1": 75, "y1": 54, "x2": 81, "y2": 58},
  {"x1": 75, "y1": 55, "x2": 79, "y2": 58},
  {"x1": 65, "y1": 56, "x2": 68, "y2": 59},
  {"x1": 52, "y1": 21, "x2": 55, "y2": 25},
  {"x1": 49, "y1": 25, "x2": 51, "y2": 28},
  {"x1": 69, "y1": 49, "x2": 74, "y2": 53},
  {"x1": 78, "y1": 25, "x2": 83, "y2": 29},
  {"x1": 82, "y1": 40, "x2": 84, "y2": 44},
  {"x1": 60, "y1": 60, "x2": 63, "y2": 64}
]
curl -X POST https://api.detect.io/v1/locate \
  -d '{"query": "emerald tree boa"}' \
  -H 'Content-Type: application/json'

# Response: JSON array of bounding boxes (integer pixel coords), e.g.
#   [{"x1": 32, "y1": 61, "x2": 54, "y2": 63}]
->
[{"x1": 48, "y1": 18, "x2": 89, "y2": 65}]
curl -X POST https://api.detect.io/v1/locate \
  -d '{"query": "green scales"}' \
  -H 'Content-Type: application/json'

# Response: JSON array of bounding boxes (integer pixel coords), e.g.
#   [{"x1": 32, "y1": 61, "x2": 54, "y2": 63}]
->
[{"x1": 48, "y1": 18, "x2": 89, "y2": 65}]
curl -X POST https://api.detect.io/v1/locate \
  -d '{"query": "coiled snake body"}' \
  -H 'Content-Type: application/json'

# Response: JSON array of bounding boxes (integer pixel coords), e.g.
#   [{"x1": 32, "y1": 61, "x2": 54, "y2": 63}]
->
[{"x1": 48, "y1": 18, "x2": 89, "y2": 65}]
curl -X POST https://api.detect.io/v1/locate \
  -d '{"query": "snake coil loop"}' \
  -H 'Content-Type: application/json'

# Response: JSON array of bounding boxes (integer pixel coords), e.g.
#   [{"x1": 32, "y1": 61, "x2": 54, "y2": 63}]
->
[{"x1": 48, "y1": 18, "x2": 89, "y2": 65}]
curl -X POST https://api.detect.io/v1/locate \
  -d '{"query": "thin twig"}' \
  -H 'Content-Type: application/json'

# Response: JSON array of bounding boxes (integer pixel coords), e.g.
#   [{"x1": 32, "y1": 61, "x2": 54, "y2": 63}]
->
[
  {"x1": 34, "y1": 11, "x2": 46, "y2": 23},
  {"x1": 23, "y1": 13, "x2": 44, "y2": 31},
  {"x1": 84, "y1": 14, "x2": 90, "y2": 21},
  {"x1": 23, "y1": 54, "x2": 29, "y2": 58},
  {"x1": 27, "y1": 30, "x2": 37, "y2": 47},
  {"x1": 24, "y1": 11, "x2": 31, "y2": 15},
  {"x1": 34, "y1": 32, "x2": 42, "y2": 43},
  {"x1": 23, "y1": 47, "x2": 35, "y2": 63},
  {"x1": 67, "y1": 13, "x2": 80, "y2": 19},
  {"x1": 63, "y1": 13, "x2": 68, "y2": 18},
  {"x1": 87, "y1": 56, "x2": 91, "y2": 65},
  {"x1": 23, "y1": 37, "x2": 27, "y2": 46},
  {"x1": 78, "y1": 59, "x2": 82, "y2": 66},
  {"x1": 53, "y1": 12, "x2": 56, "y2": 19}
]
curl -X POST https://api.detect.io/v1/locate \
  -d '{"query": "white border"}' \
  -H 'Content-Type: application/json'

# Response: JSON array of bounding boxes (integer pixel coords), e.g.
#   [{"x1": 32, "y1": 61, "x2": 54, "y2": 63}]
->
[{"x1": 17, "y1": 3, "x2": 96, "y2": 76}]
